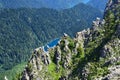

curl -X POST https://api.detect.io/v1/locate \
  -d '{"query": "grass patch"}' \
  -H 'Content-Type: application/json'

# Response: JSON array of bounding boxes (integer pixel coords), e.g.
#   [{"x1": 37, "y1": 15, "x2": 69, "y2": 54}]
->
[
  {"x1": 0, "y1": 62, "x2": 27, "y2": 80},
  {"x1": 47, "y1": 62, "x2": 63, "y2": 80}
]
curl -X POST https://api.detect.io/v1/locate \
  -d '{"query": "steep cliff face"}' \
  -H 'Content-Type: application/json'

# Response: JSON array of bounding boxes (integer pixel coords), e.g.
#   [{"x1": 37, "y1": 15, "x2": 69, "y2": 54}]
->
[{"x1": 19, "y1": 0, "x2": 120, "y2": 80}]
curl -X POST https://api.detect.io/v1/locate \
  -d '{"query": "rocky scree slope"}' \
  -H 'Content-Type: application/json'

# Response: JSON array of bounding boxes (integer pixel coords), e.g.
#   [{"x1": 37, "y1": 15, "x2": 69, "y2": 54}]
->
[{"x1": 19, "y1": 0, "x2": 120, "y2": 80}]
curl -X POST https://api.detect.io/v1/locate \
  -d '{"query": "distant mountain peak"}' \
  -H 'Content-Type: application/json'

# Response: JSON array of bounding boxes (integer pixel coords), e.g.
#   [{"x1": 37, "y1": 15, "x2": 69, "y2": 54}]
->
[
  {"x1": 87, "y1": 0, "x2": 108, "y2": 11},
  {"x1": 0, "y1": 0, "x2": 89, "y2": 9}
]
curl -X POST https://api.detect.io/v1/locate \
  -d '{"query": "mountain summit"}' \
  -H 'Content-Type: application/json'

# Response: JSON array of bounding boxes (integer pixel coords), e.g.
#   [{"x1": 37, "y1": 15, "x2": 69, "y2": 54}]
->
[{"x1": 17, "y1": 0, "x2": 120, "y2": 80}]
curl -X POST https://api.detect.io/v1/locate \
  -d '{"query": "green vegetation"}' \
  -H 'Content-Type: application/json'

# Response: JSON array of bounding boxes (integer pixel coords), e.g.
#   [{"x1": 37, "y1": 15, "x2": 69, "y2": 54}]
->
[
  {"x1": 77, "y1": 45, "x2": 84, "y2": 58},
  {"x1": 0, "y1": 62, "x2": 26, "y2": 80},
  {"x1": 87, "y1": 0, "x2": 108, "y2": 11},
  {"x1": 0, "y1": 5, "x2": 102, "y2": 68},
  {"x1": 0, "y1": 0, "x2": 89, "y2": 9},
  {"x1": 71, "y1": 3, "x2": 120, "y2": 80},
  {"x1": 116, "y1": 62, "x2": 120, "y2": 65},
  {"x1": 60, "y1": 40, "x2": 66, "y2": 50},
  {"x1": 27, "y1": 63, "x2": 33, "y2": 72},
  {"x1": 0, "y1": 5, "x2": 102, "y2": 79},
  {"x1": 17, "y1": 1, "x2": 120, "y2": 80},
  {"x1": 68, "y1": 38, "x2": 75, "y2": 51},
  {"x1": 47, "y1": 62, "x2": 63, "y2": 80},
  {"x1": 87, "y1": 62, "x2": 110, "y2": 79}
]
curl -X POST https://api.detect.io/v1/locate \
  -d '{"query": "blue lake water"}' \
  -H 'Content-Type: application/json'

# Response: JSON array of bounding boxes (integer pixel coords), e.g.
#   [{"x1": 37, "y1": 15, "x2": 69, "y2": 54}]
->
[{"x1": 44, "y1": 38, "x2": 60, "y2": 51}]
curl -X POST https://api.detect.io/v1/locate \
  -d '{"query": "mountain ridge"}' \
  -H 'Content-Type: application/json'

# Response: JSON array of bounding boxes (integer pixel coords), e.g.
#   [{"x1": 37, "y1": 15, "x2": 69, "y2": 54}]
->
[
  {"x1": 0, "y1": 3, "x2": 103, "y2": 80},
  {"x1": 19, "y1": 0, "x2": 120, "y2": 80},
  {"x1": 0, "y1": 0, "x2": 89, "y2": 9}
]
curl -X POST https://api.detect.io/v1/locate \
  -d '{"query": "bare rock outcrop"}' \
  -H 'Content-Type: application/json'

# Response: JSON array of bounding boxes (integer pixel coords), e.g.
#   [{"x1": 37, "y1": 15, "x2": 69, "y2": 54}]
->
[{"x1": 21, "y1": 47, "x2": 51, "y2": 80}]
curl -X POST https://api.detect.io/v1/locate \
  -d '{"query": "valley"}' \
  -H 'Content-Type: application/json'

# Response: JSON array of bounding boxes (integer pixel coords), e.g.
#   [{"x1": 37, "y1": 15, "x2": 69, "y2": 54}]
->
[{"x1": 0, "y1": 2, "x2": 103, "y2": 80}]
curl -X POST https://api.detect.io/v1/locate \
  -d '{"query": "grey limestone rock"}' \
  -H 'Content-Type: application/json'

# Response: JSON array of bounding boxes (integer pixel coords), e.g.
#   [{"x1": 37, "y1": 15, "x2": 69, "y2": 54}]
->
[{"x1": 55, "y1": 46, "x2": 61, "y2": 65}]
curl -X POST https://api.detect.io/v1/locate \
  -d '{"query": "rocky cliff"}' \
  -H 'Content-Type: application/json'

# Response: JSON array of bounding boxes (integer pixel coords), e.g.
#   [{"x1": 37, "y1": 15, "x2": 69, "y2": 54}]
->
[{"x1": 19, "y1": 0, "x2": 120, "y2": 80}]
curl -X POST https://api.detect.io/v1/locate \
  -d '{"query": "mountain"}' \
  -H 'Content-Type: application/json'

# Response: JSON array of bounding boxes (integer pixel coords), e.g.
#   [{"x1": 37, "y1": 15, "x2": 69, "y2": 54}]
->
[
  {"x1": 0, "y1": 0, "x2": 89, "y2": 9},
  {"x1": 87, "y1": 0, "x2": 108, "y2": 11},
  {"x1": 0, "y1": 3, "x2": 102, "y2": 80},
  {"x1": 19, "y1": 0, "x2": 120, "y2": 80}
]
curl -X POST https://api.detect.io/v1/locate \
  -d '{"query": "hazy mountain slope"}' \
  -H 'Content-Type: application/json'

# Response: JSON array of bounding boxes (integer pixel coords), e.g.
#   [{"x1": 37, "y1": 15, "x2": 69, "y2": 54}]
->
[
  {"x1": 87, "y1": 0, "x2": 108, "y2": 11},
  {"x1": 19, "y1": 0, "x2": 120, "y2": 80},
  {"x1": 0, "y1": 3, "x2": 102, "y2": 79},
  {"x1": 0, "y1": 0, "x2": 89, "y2": 9}
]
